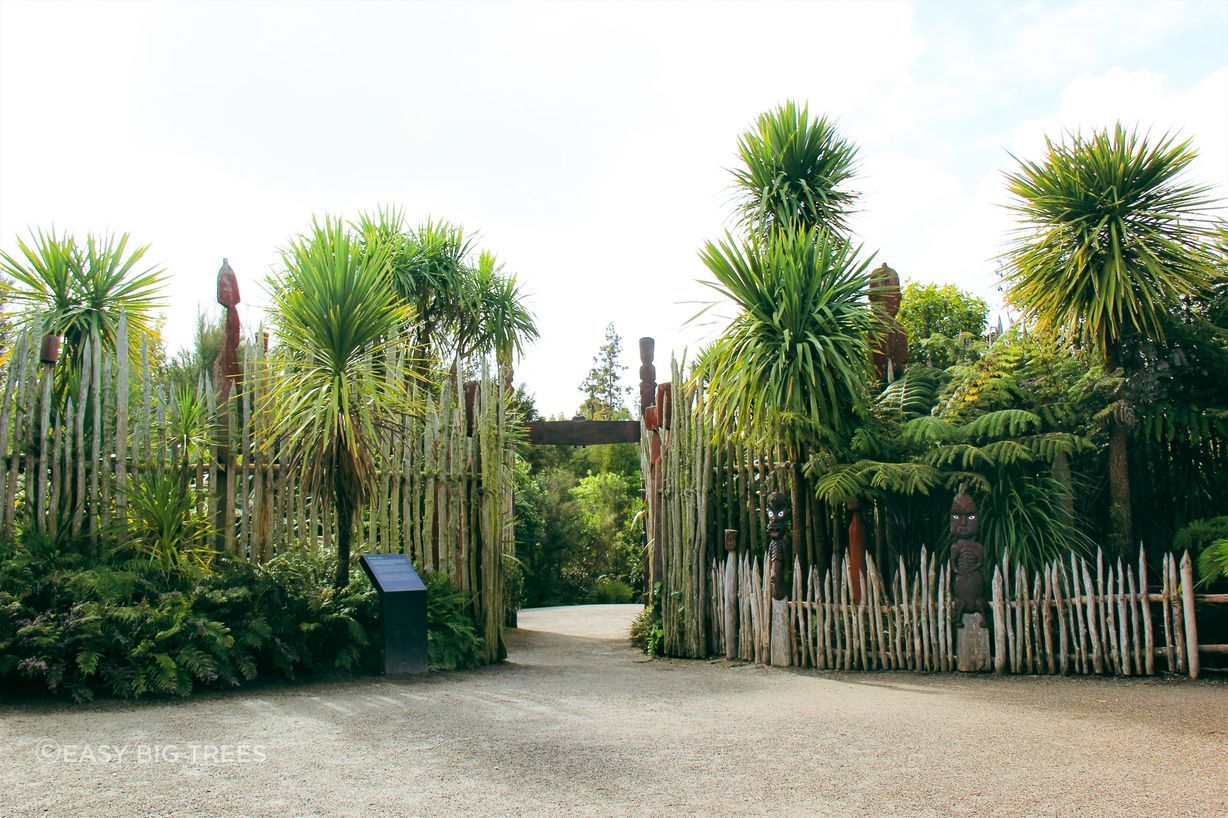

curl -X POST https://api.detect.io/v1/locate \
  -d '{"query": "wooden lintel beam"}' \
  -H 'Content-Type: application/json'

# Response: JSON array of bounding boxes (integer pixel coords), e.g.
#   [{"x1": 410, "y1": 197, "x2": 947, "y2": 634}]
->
[{"x1": 523, "y1": 420, "x2": 640, "y2": 446}]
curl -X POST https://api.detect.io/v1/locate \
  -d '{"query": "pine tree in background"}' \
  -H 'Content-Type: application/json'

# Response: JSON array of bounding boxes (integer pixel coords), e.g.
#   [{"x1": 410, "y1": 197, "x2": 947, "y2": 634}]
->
[{"x1": 579, "y1": 323, "x2": 632, "y2": 420}]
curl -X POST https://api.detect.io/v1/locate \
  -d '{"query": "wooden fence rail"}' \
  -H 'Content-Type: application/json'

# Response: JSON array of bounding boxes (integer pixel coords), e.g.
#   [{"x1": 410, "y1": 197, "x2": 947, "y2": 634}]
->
[{"x1": 711, "y1": 544, "x2": 1215, "y2": 678}]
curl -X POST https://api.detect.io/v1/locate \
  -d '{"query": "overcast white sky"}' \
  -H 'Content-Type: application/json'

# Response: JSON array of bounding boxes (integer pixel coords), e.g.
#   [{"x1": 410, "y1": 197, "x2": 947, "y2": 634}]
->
[{"x1": 2, "y1": 0, "x2": 1226, "y2": 416}]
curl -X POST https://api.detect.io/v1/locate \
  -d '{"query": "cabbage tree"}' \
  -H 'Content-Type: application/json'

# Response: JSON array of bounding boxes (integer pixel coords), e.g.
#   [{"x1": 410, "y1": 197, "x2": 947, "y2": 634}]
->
[{"x1": 1003, "y1": 124, "x2": 1222, "y2": 550}]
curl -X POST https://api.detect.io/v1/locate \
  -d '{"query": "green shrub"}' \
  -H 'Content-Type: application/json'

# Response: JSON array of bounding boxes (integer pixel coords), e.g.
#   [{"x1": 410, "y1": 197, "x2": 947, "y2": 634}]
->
[
  {"x1": 0, "y1": 529, "x2": 497, "y2": 701},
  {"x1": 1174, "y1": 517, "x2": 1228, "y2": 553},
  {"x1": 423, "y1": 572, "x2": 485, "y2": 671},
  {"x1": 587, "y1": 575, "x2": 634, "y2": 604},
  {"x1": 1196, "y1": 539, "x2": 1228, "y2": 587},
  {"x1": 0, "y1": 546, "x2": 382, "y2": 702},
  {"x1": 629, "y1": 598, "x2": 662, "y2": 656},
  {"x1": 111, "y1": 467, "x2": 214, "y2": 575}
]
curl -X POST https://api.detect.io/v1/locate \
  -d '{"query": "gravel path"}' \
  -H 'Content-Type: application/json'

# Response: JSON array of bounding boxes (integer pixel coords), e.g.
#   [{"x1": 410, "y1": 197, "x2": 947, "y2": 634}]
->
[{"x1": 2, "y1": 603, "x2": 1225, "y2": 816}]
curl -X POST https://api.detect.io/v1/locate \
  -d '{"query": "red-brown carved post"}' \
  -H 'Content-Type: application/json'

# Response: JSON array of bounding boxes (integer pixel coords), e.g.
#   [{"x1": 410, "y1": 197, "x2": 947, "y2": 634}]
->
[
  {"x1": 869, "y1": 263, "x2": 908, "y2": 381},
  {"x1": 211, "y1": 259, "x2": 241, "y2": 553},
  {"x1": 655, "y1": 382, "x2": 672, "y2": 430},
  {"x1": 847, "y1": 499, "x2": 867, "y2": 605},
  {"x1": 213, "y1": 259, "x2": 242, "y2": 402}
]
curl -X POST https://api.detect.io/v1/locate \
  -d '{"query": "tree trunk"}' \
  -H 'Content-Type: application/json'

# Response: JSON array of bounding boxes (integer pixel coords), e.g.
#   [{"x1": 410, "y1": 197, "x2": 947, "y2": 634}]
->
[
  {"x1": 334, "y1": 482, "x2": 357, "y2": 590},
  {"x1": 790, "y1": 459, "x2": 806, "y2": 578},
  {"x1": 1108, "y1": 417, "x2": 1133, "y2": 553},
  {"x1": 1052, "y1": 448, "x2": 1075, "y2": 525}
]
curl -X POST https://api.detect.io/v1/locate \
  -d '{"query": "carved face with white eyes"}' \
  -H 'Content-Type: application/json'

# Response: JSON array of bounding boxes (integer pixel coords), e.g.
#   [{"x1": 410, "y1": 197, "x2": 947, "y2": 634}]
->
[
  {"x1": 949, "y1": 492, "x2": 979, "y2": 540},
  {"x1": 766, "y1": 491, "x2": 789, "y2": 542}
]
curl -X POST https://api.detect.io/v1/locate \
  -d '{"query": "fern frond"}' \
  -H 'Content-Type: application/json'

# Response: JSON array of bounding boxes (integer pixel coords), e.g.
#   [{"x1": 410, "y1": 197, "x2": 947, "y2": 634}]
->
[
  {"x1": 962, "y1": 409, "x2": 1041, "y2": 440},
  {"x1": 901, "y1": 415, "x2": 956, "y2": 447}
]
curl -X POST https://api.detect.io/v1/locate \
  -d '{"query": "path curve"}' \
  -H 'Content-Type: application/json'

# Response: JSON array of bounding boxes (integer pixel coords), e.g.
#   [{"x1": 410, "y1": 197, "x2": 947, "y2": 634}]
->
[{"x1": 2, "y1": 604, "x2": 1225, "y2": 816}]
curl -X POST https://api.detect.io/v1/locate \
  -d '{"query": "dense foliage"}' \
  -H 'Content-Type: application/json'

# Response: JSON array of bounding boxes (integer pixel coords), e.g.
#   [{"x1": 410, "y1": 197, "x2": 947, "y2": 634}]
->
[
  {"x1": 0, "y1": 544, "x2": 380, "y2": 702},
  {"x1": 0, "y1": 206, "x2": 529, "y2": 700},
  {"x1": 896, "y1": 282, "x2": 988, "y2": 346},
  {"x1": 263, "y1": 216, "x2": 415, "y2": 589},
  {"x1": 731, "y1": 100, "x2": 859, "y2": 237},
  {"x1": 0, "y1": 536, "x2": 488, "y2": 702},
  {"x1": 690, "y1": 108, "x2": 1227, "y2": 582}
]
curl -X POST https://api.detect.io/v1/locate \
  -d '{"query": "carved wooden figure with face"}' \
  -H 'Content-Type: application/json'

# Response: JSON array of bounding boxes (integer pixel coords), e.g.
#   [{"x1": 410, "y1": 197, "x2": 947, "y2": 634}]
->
[
  {"x1": 766, "y1": 491, "x2": 789, "y2": 600},
  {"x1": 949, "y1": 492, "x2": 980, "y2": 540},
  {"x1": 949, "y1": 491, "x2": 990, "y2": 625}
]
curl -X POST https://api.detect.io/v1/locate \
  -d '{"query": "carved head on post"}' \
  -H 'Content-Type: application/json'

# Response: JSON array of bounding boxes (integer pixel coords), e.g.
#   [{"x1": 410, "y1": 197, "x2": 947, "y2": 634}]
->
[
  {"x1": 766, "y1": 491, "x2": 789, "y2": 543},
  {"x1": 216, "y1": 258, "x2": 240, "y2": 309},
  {"x1": 868, "y1": 262, "x2": 909, "y2": 379},
  {"x1": 213, "y1": 258, "x2": 243, "y2": 402},
  {"x1": 949, "y1": 490, "x2": 980, "y2": 541}
]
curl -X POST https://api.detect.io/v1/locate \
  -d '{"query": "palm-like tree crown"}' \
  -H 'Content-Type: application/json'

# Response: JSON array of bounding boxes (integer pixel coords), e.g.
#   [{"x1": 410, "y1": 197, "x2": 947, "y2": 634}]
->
[
  {"x1": 1, "y1": 227, "x2": 165, "y2": 383},
  {"x1": 695, "y1": 224, "x2": 875, "y2": 454},
  {"x1": 353, "y1": 208, "x2": 537, "y2": 368},
  {"x1": 731, "y1": 101, "x2": 860, "y2": 237},
  {"x1": 1003, "y1": 124, "x2": 1222, "y2": 363},
  {"x1": 456, "y1": 250, "x2": 539, "y2": 365},
  {"x1": 262, "y1": 216, "x2": 415, "y2": 532}
]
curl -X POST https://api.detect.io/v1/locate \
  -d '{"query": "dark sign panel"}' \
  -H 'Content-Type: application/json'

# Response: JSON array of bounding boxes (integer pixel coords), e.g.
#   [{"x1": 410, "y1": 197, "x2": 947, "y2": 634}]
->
[
  {"x1": 360, "y1": 554, "x2": 428, "y2": 675},
  {"x1": 362, "y1": 553, "x2": 427, "y2": 593}
]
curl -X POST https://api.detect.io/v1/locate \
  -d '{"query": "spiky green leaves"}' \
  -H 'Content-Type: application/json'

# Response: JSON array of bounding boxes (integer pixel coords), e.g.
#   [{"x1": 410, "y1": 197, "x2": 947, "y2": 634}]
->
[
  {"x1": 0, "y1": 227, "x2": 166, "y2": 383},
  {"x1": 695, "y1": 225, "x2": 874, "y2": 454},
  {"x1": 1003, "y1": 124, "x2": 1222, "y2": 361},
  {"x1": 262, "y1": 215, "x2": 415, "y2": 506},
  {"x1": 732, "y1": 101, "x2": 860, "y2": 237},
  {"x1": 352, "y1": 208, "x2": 537, "y2": 366}
]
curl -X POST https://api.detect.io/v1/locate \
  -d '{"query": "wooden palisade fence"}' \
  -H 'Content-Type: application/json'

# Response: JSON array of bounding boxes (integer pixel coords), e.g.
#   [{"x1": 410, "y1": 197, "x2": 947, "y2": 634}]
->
[
  {"x1": 645, "y1": 361, "x2": 795, "y2": 659},
  {"x1": 0, "y1": 320, "x2": 515, "y2": 663},
  {"x1": 708, "y1": 546, "x2": 1215, "y2": 677},
  {"x1": 647, "y1": 374, "x2": 1224, "y2": 677}
]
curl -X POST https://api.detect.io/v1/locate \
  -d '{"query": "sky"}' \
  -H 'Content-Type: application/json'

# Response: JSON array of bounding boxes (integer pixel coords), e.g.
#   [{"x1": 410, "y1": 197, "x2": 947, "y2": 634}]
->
[{"x1": 1, "y1": 0, "x2": 1226, "y2": 417}]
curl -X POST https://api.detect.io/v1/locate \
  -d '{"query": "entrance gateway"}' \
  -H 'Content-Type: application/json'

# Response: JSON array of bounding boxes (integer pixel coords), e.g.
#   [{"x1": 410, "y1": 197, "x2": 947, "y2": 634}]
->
[{"x1": 520, "y1": 337, "x2": 662, "y2": 596}]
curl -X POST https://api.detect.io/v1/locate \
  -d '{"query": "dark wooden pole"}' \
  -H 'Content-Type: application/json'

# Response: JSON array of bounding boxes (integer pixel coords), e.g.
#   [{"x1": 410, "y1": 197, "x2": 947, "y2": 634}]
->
[
  {"x1": 638, "y1": 337, "x2": 656, "y2": 416},
  {"x1": 848, "y1": 499, "x2": 867, "y2": 604}
]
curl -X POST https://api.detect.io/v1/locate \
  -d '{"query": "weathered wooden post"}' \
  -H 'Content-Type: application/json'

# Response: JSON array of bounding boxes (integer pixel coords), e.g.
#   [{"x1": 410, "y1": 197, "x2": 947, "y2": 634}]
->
[
  {"x1": 1139, "y1": 544, "x2": 1155, "y2": 676},
  {"x1": 1180, "y1": 550, "x2": 1199, "y2": 679},
  {"x1": 36, "y1": 334, "x2": 59, "y2": 531},
  {"x1": 639, "y1": 337, "x2": 657, "y2": 603},
  {"x1": 991, "y1": 566, "x2": 1006, "y2": 673},
  {"x1": 724, "y1": 529, "x2": 738, "y2": 660},
  {"x1": 651, "y1": 382, "x2": 671, "y2": 593}
]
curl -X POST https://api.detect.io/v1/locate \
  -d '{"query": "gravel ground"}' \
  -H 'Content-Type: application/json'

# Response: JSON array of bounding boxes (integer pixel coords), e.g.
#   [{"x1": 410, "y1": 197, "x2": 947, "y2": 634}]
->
[{"x1": 2, "y1": 603, "x2": 1226, "y2": 817}]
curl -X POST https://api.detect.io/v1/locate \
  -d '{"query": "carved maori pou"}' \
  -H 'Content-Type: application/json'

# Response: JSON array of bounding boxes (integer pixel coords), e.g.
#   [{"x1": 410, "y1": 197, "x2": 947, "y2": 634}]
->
[
  {"x1": 766, "y1": 491, "x2": 789, "y2": 600},
  {"x1": 213, "y1": 259, "x2": 242, "y2": 402},
  {"x1": 868, "y1": 262, "x2": 909, "y2": 380},
  {"x1": 950, "y1": 491, "x2": 990, "y2": 625}
]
